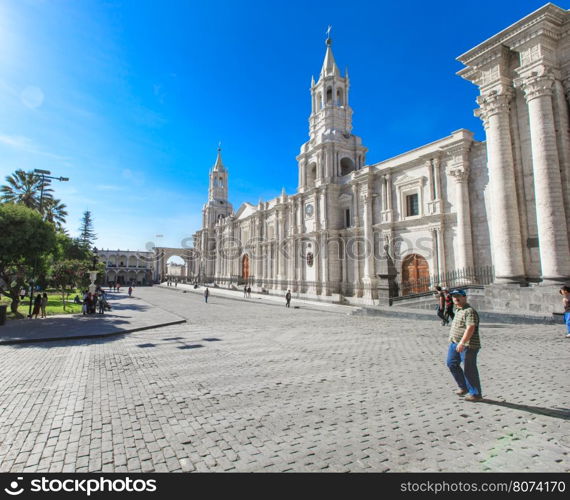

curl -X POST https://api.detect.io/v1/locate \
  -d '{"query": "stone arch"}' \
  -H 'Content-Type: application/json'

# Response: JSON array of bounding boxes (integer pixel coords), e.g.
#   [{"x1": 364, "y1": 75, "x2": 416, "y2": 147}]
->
[
  {"x1": 326, "y1": 87, "x2": 332, "y2": 105},
  {"x1": 107, "y1": 270, "x2": 117, "y2": 284},
  {"x1": 340, "y1": 157, "x2": 355, "y2": 176},
  {"x1": 336, "y1": 88, "x2": 343, "y2": 106},
  {"x1": 401, "y1": 253, "x2": 430, "y2": 295},
  {"x1": 306, "y1": 162, "x2": 317, "y2": 188}
]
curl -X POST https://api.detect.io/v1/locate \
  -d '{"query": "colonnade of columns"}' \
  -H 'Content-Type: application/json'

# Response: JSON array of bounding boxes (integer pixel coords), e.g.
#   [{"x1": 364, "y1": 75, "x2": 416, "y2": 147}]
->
[{"x1": 476, "y1": 71, "x2": 570, "y2": 284}]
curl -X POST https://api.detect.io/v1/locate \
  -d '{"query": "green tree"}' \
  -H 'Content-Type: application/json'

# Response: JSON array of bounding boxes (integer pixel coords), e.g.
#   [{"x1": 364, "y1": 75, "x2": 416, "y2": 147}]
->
[
  {"x1": 0, "y1": 204, "x2": 57, "y2": 316},
  {"x1": 42, "y1": 197, "x2": 68, "y2": 229},
  {"x1": 51, "y1": 260, "x2": 90, "y2": 311},
  {"x1": 0, "y1": 170, "x2": 53, "y2": 209},
  {"x1": 78, "y1": 210, "x2": 96, "y2": 247}
]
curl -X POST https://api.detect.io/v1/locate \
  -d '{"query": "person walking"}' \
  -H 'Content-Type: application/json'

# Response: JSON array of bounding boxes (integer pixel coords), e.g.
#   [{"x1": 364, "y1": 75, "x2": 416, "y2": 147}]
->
[
  {"x1": 19, "y1": 287, "x2": 26, "y2": 303},
  {"x1": 285, "y1": 289, "x2": 292, "y2": 308},
  {"x1": 244, "y1": 286, "x2": 248, "y2": 298},
  {"x1": 128, "y1": 286, "x2": 133, "y2": 297},
  {"x1": 444, "y1": 288, "x2": 454, "y2": 324},
  {"x1": 247, "y1": 286, "x2": 251, "y2": 298},
  {"x1": 560, "y1": 285, "x2": 570, "y2": 338},
  {"x1": 31, "y1": 294, "x2": 42, "y2": 319},
  {"x1": 82, "y1": 291, "x2": 89, "y2": 315},
  {"x1": 434, "y1": 286, "x2": 447, "y2": 325},
  {"x1": 446, "y1": 289, "x2": 483, "y2": 402},
  {"x1": 204, "y1": 287, "x2": 209, "y2": 303},
  {"x1": 98, "y1": 293, "x2": 106, "y2": 314},
  {"x1": 40, "y1": 292, "x2": 48, "y2": 318}
]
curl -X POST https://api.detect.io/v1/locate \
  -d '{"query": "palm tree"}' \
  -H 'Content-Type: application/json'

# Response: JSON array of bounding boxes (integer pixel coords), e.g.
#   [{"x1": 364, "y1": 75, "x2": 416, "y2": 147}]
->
[
  {"x1": 42, "y1": 197, "x2": 68, "y2": 229},
  {"x1": 0, "y1": 170, "x2": 53, "y2": 209}
]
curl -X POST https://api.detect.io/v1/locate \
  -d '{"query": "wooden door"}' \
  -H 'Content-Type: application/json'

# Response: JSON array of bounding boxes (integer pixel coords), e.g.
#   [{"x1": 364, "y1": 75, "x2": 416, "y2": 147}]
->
[
  {"x1": 242, "y1": 254, "x2": 250, "y2": 280},
  {"x1": 401, "y1": 254, "x2": 430, "y2": 295}
]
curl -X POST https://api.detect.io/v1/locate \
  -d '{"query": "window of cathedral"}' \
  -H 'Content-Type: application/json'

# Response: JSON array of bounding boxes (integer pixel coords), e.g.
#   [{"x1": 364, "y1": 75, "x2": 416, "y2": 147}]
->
[
  {"x1": 340, "y1": 157, "x2": 355, "y2": 176},
  {"x1": 345, "y1": 208, "x2": 351, "y2": 228},
  {"x1": 406, "y1": 193, "x2": 419, "y2": 217},
  {"x1": 336, "y1": 89, "x2": 343, "y2": 106},
  {"x1": 306, "y1": 252, "x2": 314, "y2": 267},
  {"x1": 326, "y1": 87, "x2": 332, "y2": 105}
]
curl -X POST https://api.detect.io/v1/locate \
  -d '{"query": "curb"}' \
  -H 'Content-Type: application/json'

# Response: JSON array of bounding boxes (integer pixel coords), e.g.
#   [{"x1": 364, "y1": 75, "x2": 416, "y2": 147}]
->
[
  {"x1": 0, "y1": 319, "x2": 187, "y2": 346},
  {"x1": 156, "y1": 285, "x2": 356, "y2": 315},
  {"x1": 353, "y1": 306, "x2": 558, "y2": 325}
]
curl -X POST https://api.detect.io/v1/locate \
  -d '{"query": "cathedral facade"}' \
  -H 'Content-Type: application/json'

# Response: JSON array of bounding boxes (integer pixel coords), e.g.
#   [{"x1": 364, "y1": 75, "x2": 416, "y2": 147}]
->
[{"x1": 192, "y1": 3, "x2": 570, "y2": 304}]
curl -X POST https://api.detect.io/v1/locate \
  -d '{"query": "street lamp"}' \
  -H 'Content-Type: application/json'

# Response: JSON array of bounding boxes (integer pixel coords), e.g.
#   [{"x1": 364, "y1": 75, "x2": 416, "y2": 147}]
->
[
  {"x1": 87, "y1": 247, "x2": 99, "y2": 294},
  {"x1": 28, "y1": 169, "x2": 70, "y2": 317}
]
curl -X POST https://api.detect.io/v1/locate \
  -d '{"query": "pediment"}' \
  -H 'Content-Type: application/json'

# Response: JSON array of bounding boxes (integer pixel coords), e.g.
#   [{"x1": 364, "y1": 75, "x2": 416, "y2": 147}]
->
[{"x1": 235, "y1": 203, "x2": 257, "y2": 220}]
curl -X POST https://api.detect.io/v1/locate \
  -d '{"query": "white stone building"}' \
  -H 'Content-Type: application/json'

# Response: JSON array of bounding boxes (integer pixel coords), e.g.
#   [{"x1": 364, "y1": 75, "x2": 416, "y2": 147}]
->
[
  {"x1": 98, "y1": 249, "x2": 154, "y2": 286},
  {"x1": 192, "y1": 3, "x2": 570, "y2": 305}
]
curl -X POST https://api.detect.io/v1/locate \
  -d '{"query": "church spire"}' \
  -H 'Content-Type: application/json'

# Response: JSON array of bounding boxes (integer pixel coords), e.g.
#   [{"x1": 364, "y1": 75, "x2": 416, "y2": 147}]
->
[
  {"x1": 320, "y1": 29, "x2": 340, "y2": 78},
  {"x1": 213, "y1": 142, "x2": 225, "y2": 171}
]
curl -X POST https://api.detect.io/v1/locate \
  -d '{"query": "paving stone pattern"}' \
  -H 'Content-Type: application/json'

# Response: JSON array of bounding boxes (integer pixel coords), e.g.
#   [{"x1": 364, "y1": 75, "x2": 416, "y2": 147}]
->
[{"x1": 0, "y1": 287, "x2": 568, "y2": 472}]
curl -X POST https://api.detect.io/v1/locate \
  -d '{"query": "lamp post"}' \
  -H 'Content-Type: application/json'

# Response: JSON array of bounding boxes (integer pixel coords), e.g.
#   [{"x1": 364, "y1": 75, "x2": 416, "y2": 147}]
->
[
  {"x1": 28, "y1": 169, "x2": 69, "y2": 318},
  {"x1": 88, "y1": 248, "x2": 99, "y2": 294}
]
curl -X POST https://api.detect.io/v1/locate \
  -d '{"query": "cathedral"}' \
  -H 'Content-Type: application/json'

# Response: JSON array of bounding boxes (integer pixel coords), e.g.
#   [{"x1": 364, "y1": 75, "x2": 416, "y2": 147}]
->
[{"x1": 191, "y1": 3, "x2": 570, "y2": 305}]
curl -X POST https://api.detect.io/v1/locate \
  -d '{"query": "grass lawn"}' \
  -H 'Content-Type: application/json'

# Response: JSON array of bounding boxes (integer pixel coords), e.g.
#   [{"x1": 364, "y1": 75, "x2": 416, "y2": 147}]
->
[{"x1": 1, "y1": 290, "x2": 83, "y2": 319}]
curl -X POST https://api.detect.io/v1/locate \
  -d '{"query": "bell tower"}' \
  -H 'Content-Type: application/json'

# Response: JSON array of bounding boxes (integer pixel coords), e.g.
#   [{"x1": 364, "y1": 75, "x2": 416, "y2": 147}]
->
[
  {"x1": 203, "y1": 146, "x2": 233, "y2": 228},
  {"x1": 297, "y1": 32, "x2": 367, "y2": 192}
]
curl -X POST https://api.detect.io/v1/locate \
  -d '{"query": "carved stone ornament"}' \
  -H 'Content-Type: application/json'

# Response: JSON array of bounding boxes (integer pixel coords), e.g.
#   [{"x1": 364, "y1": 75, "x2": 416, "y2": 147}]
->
[
  {"x1": 475, "y1": 90, "x2": 512, "y2": 128},
  {"x1": 448, "y1": 167, "x2": 470, "y2": 183},
  {"x1": 520, "y1": 73, "x2": 555, "y2": 103}
]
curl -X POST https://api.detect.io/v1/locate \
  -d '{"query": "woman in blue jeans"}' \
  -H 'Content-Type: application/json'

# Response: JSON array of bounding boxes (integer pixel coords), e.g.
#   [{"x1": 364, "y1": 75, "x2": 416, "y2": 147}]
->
[{"x1": 560, "y1": 285, "x2": 570, "y2": 338}]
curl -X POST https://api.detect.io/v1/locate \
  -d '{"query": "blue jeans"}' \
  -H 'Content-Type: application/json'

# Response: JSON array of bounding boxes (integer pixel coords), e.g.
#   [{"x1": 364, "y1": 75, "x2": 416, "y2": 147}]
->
[
  {"x1": 446, "y1": 343, "x2": 482, "y2": 397},
  {"x1": 564, "y1": 312, "x2": 570, "y2": 333}
]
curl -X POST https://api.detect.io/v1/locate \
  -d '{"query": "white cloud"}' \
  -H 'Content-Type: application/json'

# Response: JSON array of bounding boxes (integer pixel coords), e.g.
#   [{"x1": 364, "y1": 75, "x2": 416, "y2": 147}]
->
[
  {"x1": 95, "y1": 184, "x2": 123, "y2": 192},
  {"x1": 0, "y1": 133, "x2": 70, "y2": 161}
]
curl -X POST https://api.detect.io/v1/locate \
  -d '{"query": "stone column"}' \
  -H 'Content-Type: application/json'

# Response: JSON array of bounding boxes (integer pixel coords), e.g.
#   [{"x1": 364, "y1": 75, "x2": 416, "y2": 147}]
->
[
  {"x1": 433, "y1": 158, "x2": 442, "y2": 214},
  {"x1": 278, "y1": 211, "x2": 287, "y2": 285},
  {"x1": 351, "y1": 183, "x2": 362, "y2": 295},
  {"x1": 255, "y1": 218, "x2": 262, "y2": 286},
  {"x1": 321, "y1": 233, "x2": 329, "y2": 295},
  {"x1": 476, "y1": 90, "x2": 525, "y2": 283},
  {"x1": 427, "y1": 160, "x2": 435, "y2": 202},
  {"x1": 449, "y1": 167, "x2": 474, "y2": 273},
  {"x1": 555, "y1": 79, "x2": 570, "y2": 241},
  {"x1": 361, "y1": 187, "x2": 377, "y2": 303},
  {"x1": 430, "y1": 227, "x2": 440, "y2": 282},
  {"x1": 386, "y1": 174, "x2": 393, "y2": 212},
  {"x1": 351, "y1": 183, "x2": 360, "y2": 227},
  {"x1": 275, "y1": 209, "x2": 281, "y2": 283},
  {"x1": 340, "y1": 237, "x2": 348, "y2": 295},
  {"x1": 521, "y1": 74, "x2": 570, "y2": 283}
]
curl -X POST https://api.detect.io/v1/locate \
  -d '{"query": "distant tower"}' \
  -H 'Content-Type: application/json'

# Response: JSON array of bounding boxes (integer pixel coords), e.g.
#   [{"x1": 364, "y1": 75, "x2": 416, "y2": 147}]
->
[
  {"x1": 297, "y1": 32, "x2": 367, "y2": 191},
  {"x1": 203, "y1": 145, "x2": 233, "y2": 228}
]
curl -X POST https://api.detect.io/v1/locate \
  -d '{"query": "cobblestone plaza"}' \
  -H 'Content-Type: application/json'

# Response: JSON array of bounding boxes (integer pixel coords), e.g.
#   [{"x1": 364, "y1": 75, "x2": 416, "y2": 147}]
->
[{"x1": 0, "y1": 288, "x2": 568, "y2": 472}]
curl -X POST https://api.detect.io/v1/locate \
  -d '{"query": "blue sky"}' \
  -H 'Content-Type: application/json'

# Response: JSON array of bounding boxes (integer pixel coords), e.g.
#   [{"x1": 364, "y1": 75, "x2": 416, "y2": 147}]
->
[{"x1": 0, "y1": 0, "x2": 560, "y2": 252}]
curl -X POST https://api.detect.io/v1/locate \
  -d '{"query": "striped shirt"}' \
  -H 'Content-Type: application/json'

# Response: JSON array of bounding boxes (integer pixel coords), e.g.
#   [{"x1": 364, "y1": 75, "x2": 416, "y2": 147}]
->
[{"x1": 449, "y1": 303, "x2": 481, "y2": 349}]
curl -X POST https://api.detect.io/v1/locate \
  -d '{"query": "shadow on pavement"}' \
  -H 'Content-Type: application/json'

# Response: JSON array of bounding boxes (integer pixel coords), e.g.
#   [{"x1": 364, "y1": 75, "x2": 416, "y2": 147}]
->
[{"x1": 481, "y1": 399, "x2": 570, "y2": 421}]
